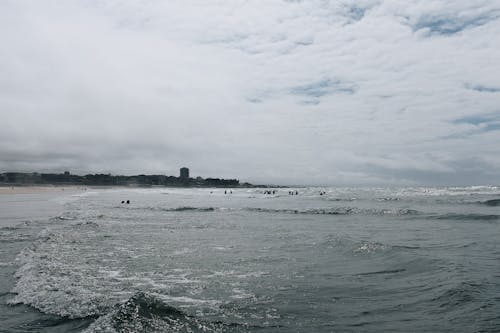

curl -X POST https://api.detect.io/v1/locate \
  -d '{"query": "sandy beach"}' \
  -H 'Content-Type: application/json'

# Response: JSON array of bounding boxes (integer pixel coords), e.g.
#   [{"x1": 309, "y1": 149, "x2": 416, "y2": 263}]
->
[
  {"x1": 0, "y1": 185, "x2": 89, "y2": 195},
  {"x1": 0, "y1": 186, "x2": 90, "y2": 228}
]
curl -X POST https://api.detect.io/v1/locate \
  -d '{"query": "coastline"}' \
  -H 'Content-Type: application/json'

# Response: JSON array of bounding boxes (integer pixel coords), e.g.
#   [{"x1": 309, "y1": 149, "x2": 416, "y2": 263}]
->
[{"x1": 0, "y1": 185, "x2": 91, "y2": 195}]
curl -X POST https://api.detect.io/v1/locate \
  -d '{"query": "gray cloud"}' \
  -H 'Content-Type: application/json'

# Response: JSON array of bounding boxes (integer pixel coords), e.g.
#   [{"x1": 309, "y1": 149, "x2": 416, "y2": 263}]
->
[
  {"x1": 290, "y1": 78, "x2": 357, "y2": 98},
  {"x1": 465, "y1": 83, "x2": 500, "y2": 93},
  {"x1": 412, "y1": 13, "x2": 499, "y2": 35},
  {"x1": 1, "y1": 0, "x2": 500, "y2": 185}
]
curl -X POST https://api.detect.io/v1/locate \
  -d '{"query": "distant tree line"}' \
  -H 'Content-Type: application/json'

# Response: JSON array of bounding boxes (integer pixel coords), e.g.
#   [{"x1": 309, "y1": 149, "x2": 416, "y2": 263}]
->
[{"x1": 0, "y1": 172, "x2": 245, "y2": 187}]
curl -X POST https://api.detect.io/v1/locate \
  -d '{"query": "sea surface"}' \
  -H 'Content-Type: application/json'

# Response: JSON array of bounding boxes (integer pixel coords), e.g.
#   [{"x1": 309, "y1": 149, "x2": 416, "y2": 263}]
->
[{"x1": 0, "y1": 186, "x2": 499, "y2": 332}]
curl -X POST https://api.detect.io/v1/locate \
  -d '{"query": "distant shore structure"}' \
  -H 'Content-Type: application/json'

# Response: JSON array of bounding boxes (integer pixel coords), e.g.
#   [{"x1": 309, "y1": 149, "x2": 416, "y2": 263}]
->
[
  {"x1": 180, "y1": 167, "x2": 189, "y2": 179},
  {"x1": 0, "y1": 169, "x2": 249, "y2": 187}
]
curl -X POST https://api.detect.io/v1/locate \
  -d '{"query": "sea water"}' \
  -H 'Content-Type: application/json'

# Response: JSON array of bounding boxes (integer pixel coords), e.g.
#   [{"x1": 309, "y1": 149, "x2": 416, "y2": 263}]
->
[{"x1": 0, "y1": 187, "x2": 499, "y2": 332}]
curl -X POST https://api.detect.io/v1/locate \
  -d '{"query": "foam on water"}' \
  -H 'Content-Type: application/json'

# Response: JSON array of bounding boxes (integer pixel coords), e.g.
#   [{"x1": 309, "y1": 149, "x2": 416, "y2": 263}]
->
[
  {"x1": 3, "y1": 186, "x2": 500, "y2": 332},
  {"x1": 7, "y1": 209, "x2": 259, "y2": 322},
  {"x1": 83, "y1": 292, "x2": 248, "y2": 333},
  {"x1": 9, "y1": 231, "x2": 113, "y2": 318}
]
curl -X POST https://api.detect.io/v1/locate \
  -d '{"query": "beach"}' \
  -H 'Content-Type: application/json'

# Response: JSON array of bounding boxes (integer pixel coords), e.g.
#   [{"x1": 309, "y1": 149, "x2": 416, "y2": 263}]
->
[{"x1": 0, "y1": 185, "x2": 88, "y2": 195}]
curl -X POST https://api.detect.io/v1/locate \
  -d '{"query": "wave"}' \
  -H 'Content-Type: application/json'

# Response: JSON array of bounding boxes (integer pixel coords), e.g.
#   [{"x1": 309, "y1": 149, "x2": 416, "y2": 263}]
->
[
  {"x1": 171, "y1": 206, "x2": 216, "y2": 212},
  {"x1": 0, "y1": 225, "x2": 21, "y2": 231},
  {"x1": 432, "y1": 281, "x2": 483, "y2": 308},
  {"x1": 50, "y1": 215, "x2": 77, "y2": 221},
  {"x1": 478, "y1": 198, "x2": 500, "y2": 206},
  {"x1": 8, "y1": 231, "x2": 113, "y2": 318},
  {"x1": 319, "y1": 236, "x2": 420, "y2": 256},
  {"x1": 127, "y1": 206, "x2": 422, "y2": 216},
  {"x1": 356, "y1": 268, "x2": 407, "y2": 276},
  {"x1": 130, "y1": 206, "x2": 217, "y2": 213},
  {"x1": 244, "y1": 207, "x2": 420, "y2": 216},
  {"x1": 129, "y1": 205, "x2": 422, "y2": 217},
  {"x1": 432, "y1": 213, "x2": 500, "y2": 221},
  {"x1": 84, "y1": 292, "x2": 249, "y2": 333},
  {"x1": 376, "y1": 197, "x2": 401, "y2": 202},
  {"x1": 324, "y1": 197, "x2": 357, "y2": 202},
  {"x1": 244, "y1": 207, "x2": 351, "y2": 215}
]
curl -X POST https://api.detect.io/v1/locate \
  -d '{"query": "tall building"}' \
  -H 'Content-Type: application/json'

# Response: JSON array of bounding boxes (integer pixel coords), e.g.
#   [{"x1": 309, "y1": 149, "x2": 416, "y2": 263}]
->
[{"x1": 180, "y1": 167, "x2": 189, "y2": 179}]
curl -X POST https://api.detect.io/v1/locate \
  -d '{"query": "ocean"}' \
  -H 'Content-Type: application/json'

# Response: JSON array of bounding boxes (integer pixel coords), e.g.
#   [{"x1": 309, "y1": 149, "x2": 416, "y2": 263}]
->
[{"x1": 0, "y1": 186, "x2": 499, "y2": 332}]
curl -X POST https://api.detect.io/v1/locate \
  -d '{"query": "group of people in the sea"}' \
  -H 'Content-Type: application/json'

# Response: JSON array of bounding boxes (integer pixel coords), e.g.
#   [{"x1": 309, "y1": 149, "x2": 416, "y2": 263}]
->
[
  {"x1": 262, "y1": 189, "x2": 299, "y2": 195},
  {"x1": 210, "y1": 190, "x2": 234, "y2": 194},
  {"x1": 118, "y1": 189, "x2": 326, "y2": 203},
  {"x1": 263, "y1": 190, "x2": 277, "y2": 195}
]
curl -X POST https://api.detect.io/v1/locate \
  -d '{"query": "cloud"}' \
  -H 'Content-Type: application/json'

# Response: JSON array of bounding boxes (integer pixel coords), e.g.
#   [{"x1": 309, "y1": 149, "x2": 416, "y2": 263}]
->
[
  {"x1": 389, "y1": 1, "x2": 500, "y2": 36},
  {"x1": 454, "y1": 113, "x2": 500, "y2": 126},
  {"x1": 290, "y1": 78, "x2": 357, "y2": 97},
  {"x1": 447, "y1": 113, "x2": 500, "y2": 138},
  {"x1": 465, "y1": 83, "x2": 500, "y2": 93},
  {"x1": 1, "y1": 0, "x2": 500, "y2": 185},
  {"x1": 412, "y1": 13, "x2": 499, "y2": 35}
]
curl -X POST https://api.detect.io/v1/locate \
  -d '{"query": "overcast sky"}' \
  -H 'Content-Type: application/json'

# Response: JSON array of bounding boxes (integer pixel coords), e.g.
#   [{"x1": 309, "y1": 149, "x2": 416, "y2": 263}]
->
[{"x1": 1, "y1": 0, "x2": 500, "y2": 185}]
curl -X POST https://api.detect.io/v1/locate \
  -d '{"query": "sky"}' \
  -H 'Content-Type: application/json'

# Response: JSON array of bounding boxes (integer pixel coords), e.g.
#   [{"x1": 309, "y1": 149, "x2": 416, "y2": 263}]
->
[{"x1": 1, "y1": 0, "x2": 500, "y2": 186}]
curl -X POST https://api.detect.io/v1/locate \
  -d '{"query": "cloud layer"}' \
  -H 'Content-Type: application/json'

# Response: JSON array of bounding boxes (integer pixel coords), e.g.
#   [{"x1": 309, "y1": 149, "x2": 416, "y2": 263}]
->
[{"x1": 1, "y1": 0, "x2": 500, "y2": 185}]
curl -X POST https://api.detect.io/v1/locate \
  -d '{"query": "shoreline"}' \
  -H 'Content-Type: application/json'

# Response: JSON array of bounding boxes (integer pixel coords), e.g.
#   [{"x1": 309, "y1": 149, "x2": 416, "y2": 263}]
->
[
  {"x1": 0, "y1": 184, "x2": 279, "y2": 195},
  {"x1": 0, "y1": 185, "x2": 89, "y2": 195}
]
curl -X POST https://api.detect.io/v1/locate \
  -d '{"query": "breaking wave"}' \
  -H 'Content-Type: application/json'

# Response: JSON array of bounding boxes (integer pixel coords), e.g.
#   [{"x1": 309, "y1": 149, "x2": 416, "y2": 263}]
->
[{"x1": 83, "y1": 292, "x2": 248, "y2": 333}]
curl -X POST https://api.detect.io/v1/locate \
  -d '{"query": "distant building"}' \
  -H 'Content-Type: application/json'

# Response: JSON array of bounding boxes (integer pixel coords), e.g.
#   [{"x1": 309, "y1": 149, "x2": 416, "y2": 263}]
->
[
  {"x1": 180, "y1": 167, "x2": 189, "y2": 179},
  {"x1": 1, "y1": 172, "x2": 41, "y2": 184}
]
